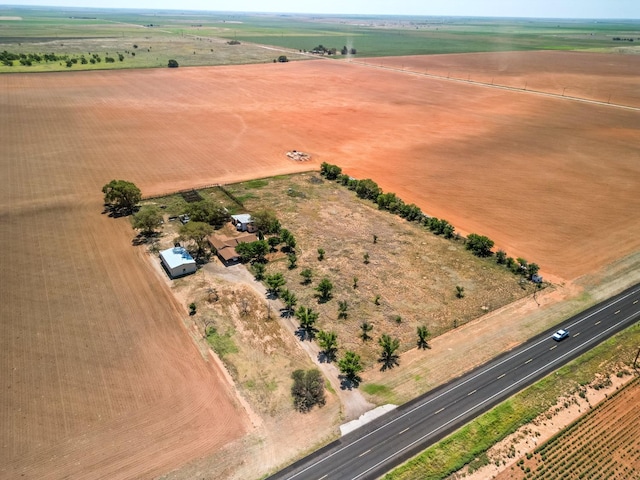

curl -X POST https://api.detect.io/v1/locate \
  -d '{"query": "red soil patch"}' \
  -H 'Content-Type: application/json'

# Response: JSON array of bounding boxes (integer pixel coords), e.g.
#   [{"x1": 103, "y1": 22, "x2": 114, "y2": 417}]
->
[{"x1": 0, "y1": 51, "x2": 638, "y2": 478}]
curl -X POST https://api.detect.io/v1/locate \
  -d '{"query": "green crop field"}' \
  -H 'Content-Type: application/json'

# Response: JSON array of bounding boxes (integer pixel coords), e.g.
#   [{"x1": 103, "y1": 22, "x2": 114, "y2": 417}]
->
[{"x1": 1, "y1": 6, "x2": 639, "y2": 73}]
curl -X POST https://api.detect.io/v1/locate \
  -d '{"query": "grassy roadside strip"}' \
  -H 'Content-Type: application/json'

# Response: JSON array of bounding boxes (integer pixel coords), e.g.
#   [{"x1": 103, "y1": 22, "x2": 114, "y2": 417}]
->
[{"x1": 383, "y1": 321, "x2": 640, "y2": 480}]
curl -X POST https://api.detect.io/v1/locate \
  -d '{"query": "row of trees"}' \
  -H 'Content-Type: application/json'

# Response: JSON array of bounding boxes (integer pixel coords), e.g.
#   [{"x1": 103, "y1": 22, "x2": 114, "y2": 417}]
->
[
  {"x1": 2, "y1": 50, "x2": 129, "y2": 68},
  {"x1": 319, "y1": 163, "x2": 542, "y2": 282}
]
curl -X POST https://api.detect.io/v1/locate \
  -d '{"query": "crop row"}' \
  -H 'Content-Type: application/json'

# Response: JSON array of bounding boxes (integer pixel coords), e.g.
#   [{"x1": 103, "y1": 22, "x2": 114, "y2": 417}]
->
[{"x1": 525, "y1": 378, "x2": 640, "y2": 480}]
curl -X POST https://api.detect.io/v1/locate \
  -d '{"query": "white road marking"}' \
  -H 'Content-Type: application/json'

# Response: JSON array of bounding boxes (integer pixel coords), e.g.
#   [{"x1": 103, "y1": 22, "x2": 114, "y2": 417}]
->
[
  {"x1": 574, "y1": 332, "x2": 581, "y2": 337},
  {"x1": 398, "y1": 427, "x2": 411, "y2": 435},
  {"x1": 615, "y1": 310, "x2": 621, "y2": 314},
  {"x1": 497, "y1": 373, "x2": 506, "y2": 379},
  {"x1": 468, "y1": 390, "x2": 477, "y2": 396},
  {"x1": 634, "y1": 300, "x2": 638, "y2": 304},
  {"x1": 550, "y1": 345, "x2": 557, "y2": 350},
  {"x1": 434, "y1": 407, "x2": 445, "y2": 414},
  {"x1": 358, "y1": 449, "x2": 371, "y2": 458},
  {"x1": 525, "y1": 359, "x2": 533, "y2": 364},
  {"x1": 319, "y1": 475, "x2": 328, "y2": 480},
  {"x1": 595, "y1": 321, "x2": 601, "y2": 325}
]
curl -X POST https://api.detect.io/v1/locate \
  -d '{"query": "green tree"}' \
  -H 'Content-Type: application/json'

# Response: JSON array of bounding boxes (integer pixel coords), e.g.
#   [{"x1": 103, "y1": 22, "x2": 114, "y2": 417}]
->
[
  {"x1": 320, "y1": 162, "x2": 342, "y2": 180},
  {"x1": 295, "y1": 306, "x2": 319, "y2": 341},
  {"x1": 235, "y1": 240, "x2": 269, "y2": 263},
  {"x1": 291, "y1": 369, "x2": 325, "y2": 412},
  {"x1": 315, "y1": 277, "x2": 334, "y2": 302},
  {"x1": 417, "y1": 325, "x2": 430, "y2": 350},
  {"x1": 277, "y1": 55, "x2": 289, "y2": 62},
  {"x1": 338, "y1": 351, "x2": 363, "y2": 387},
  {"x1": 280, "y1": 228, "x2": 296, "y2": 252},
  {"x1": 281, "y1": 289, "x2": 298, "y2": 317},
  {"x1": 178, "y1": 221, "x2": 213, "y2": 260},
  {"x1": 363, "y1": 252, "x2": 370, "y2": 264},
  {"x1": 455, "y1": 285, "x2": 465, "y2": 298},
  {"x1": 337, "y1": 300, "x2": 348, "y2": 319},
  {"x1": 132, "y1": 205, "x2": 163, "y2": 235},
  {"x1": 352, "y1": 276, "x2": 359, "y2": 289},
  {"x1": 465, "y1": 233, "x2": 495, "y2": 257},
  {"x1": 317, "y1": 248, "x2": 325, "y2": 261},
  {"x1": 378, "y1": 334, "x2": 400, "y2": 371},
  {"x1": 360, "y1": 321, "x2": 373, "y2": 342},
  {"x1": 300, "y1": 268, "x2": 313, "y2": 285},
  {"x1": 252, "y1": 209, "x2": 281, "y2": 234},
  {"x1": 168, "y1": 59, "x2": 179, "y2": 67},
  {"x1": 264, "y1": 272, "x2": 286, "y2": 297},
  {"x1": 185, "y1": 200, "x2": 229, "y2": 227},
  {"x1": 252, "y1": 262, "x2": 265, "y2": 280},
  {"x1": 355, "y1": 178, "x2": 381, "y2": 201},
  {"x1": 496, "y1": 250, "x2": 507, "y2": 265},
  {"x1": 102, "y1": 179, "x2": 142, "y2": 213},
  {"x1": 287, "y1": 253, "x2": 297, "y2": 269},
  {"x1": 317, "y1": 330, "x2": 338, "y2": 362},
  {"x1": 268, "y1": 235, "x2": 281, "y2": 251}
]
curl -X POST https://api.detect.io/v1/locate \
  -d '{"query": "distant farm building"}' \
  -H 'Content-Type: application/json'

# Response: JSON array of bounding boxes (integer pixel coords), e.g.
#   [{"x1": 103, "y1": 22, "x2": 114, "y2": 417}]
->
[
  {"x1": 209, "y1": 233, "x2": 258, "y2": 265},
  {"x1": 231, "y1": 214, "x2": 257, "y2": 232},
  {"x1": 160, "y1": 246, "x2": 197, "y2": 278}
]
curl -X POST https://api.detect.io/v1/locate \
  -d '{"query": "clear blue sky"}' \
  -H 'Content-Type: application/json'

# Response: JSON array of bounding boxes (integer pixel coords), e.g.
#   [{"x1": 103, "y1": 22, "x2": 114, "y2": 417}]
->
[{"x1": 7, "y1": 0, "x2": 640, "y2": 19}]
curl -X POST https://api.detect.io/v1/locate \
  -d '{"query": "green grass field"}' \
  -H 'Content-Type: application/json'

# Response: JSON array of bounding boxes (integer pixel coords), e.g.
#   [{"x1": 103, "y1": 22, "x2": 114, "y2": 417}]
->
[{"x1": 1, "y1": 6, "x2": 639, "y2": 72}]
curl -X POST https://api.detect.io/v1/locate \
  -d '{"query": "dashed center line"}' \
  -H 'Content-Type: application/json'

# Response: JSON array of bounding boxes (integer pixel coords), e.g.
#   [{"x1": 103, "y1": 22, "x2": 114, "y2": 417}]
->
[
  {"x1": 595, "y1": 321, "x2": 601, "y2": 325},
  {"x1": 633, "y1": 300, "x2": 638, "y2": 304},
  {"x1": 525, "y1": 358, "x2": 533, "y2": 364},
  {"x1": 549, "y1": 345, "x2": 557, "y2": 350},
  {"x1": 359, "y1": 449, "x2": 371, "y2": 458},
  {"x1": 615, "y1": 310, "x2": 621, "y2": 315},
  {"x1": 574, "y1": 332, "x2": 581, "y2": 337},
  {"x1": 398, "y1": 427, "x2": 411, "y2": 435},
  {"x1": 319, "y1": 475, "x2": 328, "y2": 480},
  {"x1": 434, "y1": 407, "x2": 445, "y2": 414},
  {"x1": 467, "y1": 390, "x2": 477, "y2": 396},
  {"x1": 497, "y1": 373, "x2": 506, "y2": 379}
]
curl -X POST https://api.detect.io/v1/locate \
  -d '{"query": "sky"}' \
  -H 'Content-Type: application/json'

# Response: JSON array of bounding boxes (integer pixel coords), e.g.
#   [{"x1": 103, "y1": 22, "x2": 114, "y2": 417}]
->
[{"x1": 6, "y1": 1, "x2": 640, "y2": 19}]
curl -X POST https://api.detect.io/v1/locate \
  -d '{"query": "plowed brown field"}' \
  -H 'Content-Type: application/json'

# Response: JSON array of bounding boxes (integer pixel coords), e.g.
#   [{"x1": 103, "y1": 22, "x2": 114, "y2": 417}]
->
[{"x1": 1, "y1": 51, "x2": 639, "y2": 478}]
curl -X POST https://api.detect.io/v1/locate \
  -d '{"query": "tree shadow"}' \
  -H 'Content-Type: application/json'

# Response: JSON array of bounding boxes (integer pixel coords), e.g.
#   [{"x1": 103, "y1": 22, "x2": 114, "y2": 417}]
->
[
  {"x1": 317, "y1": 351, "x2": 336, "y2": 364},
  {"x1": 378, "y1": 355, "x2": 400, "y2": 372},
  {"x1": 104, "y1": 204, "x2": 137, "y2": 218},
  {"x1": 339, "y1": 374, "x2": 361, "y2": 390},
  {"x1": 295, "y1": 326, "x2": 317, "y2": 342},
  {"x1": 131, "y1": 231, "x2": 160, "y2": 247},
  {"x1": 417, "y1": 340, "x2": 431, "y2": 350}
]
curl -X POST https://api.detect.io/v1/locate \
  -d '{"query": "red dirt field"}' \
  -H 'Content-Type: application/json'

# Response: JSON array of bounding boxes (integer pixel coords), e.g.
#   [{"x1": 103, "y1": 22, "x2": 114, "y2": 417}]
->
[
  {"x1": 367, "y1": 51, "x2": 640, "y2": 108},
  {"x1": 0, "y1": 51, "x2": 639, "y2": 478}
]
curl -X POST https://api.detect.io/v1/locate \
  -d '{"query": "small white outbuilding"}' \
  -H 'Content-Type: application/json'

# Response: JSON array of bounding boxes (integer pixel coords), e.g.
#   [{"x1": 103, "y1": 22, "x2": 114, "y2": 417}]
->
[{"x1": 159, "y1": 246, "x2": 197, "y2": 278}]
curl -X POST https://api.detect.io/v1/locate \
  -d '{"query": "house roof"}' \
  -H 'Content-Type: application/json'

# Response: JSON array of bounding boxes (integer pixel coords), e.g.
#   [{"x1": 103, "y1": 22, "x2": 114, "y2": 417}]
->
[
  {"x1": 208, "y1": 233, "x2": 259, "y2": 262},
  {"x1": 160, "y1": 247, "x2": 195, "y2": 269},
  {"x1": 231, "y1": 214, "x2": 252, "y2": 224}
]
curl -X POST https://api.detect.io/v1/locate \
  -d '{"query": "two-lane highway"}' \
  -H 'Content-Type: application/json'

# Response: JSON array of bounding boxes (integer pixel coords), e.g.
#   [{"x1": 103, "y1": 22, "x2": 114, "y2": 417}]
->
[{"x1": 269, "y1": 283, "x2": 640, "y2": 480}]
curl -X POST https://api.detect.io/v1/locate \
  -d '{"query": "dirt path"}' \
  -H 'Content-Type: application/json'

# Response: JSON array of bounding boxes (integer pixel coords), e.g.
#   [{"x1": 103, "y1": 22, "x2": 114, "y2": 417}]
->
[{"x1": 203, "y1": 261, "x2": 375, "y2": 421}]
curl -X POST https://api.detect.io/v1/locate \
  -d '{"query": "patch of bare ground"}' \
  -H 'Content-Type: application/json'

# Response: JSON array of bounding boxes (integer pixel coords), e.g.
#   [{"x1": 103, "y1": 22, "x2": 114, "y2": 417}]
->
[
  {"x1": 455, "y1": 373, "x2": 639, "y2": 480},
  {"x1": 222, "y1": 174, "x2": 532, "y2": 369}
]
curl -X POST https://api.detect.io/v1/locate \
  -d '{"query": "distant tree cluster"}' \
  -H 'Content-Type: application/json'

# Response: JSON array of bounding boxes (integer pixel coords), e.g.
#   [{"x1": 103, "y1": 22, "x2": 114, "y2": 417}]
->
[
  {"x1": 168, "y1": 59, "x2": 179, "y2": 68},
  {"x1": 307, "y1": 44, "x2": 337, "y2": 55},
  {"x1": 1, "y1": 50, "x2": 129, "y2": 68},
  {"x1": 612, "y1": 37, "x2": 636, "y2": 42},
  {"x1": 340, "y1": 45, "x2": 357, "y2": 55}
]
